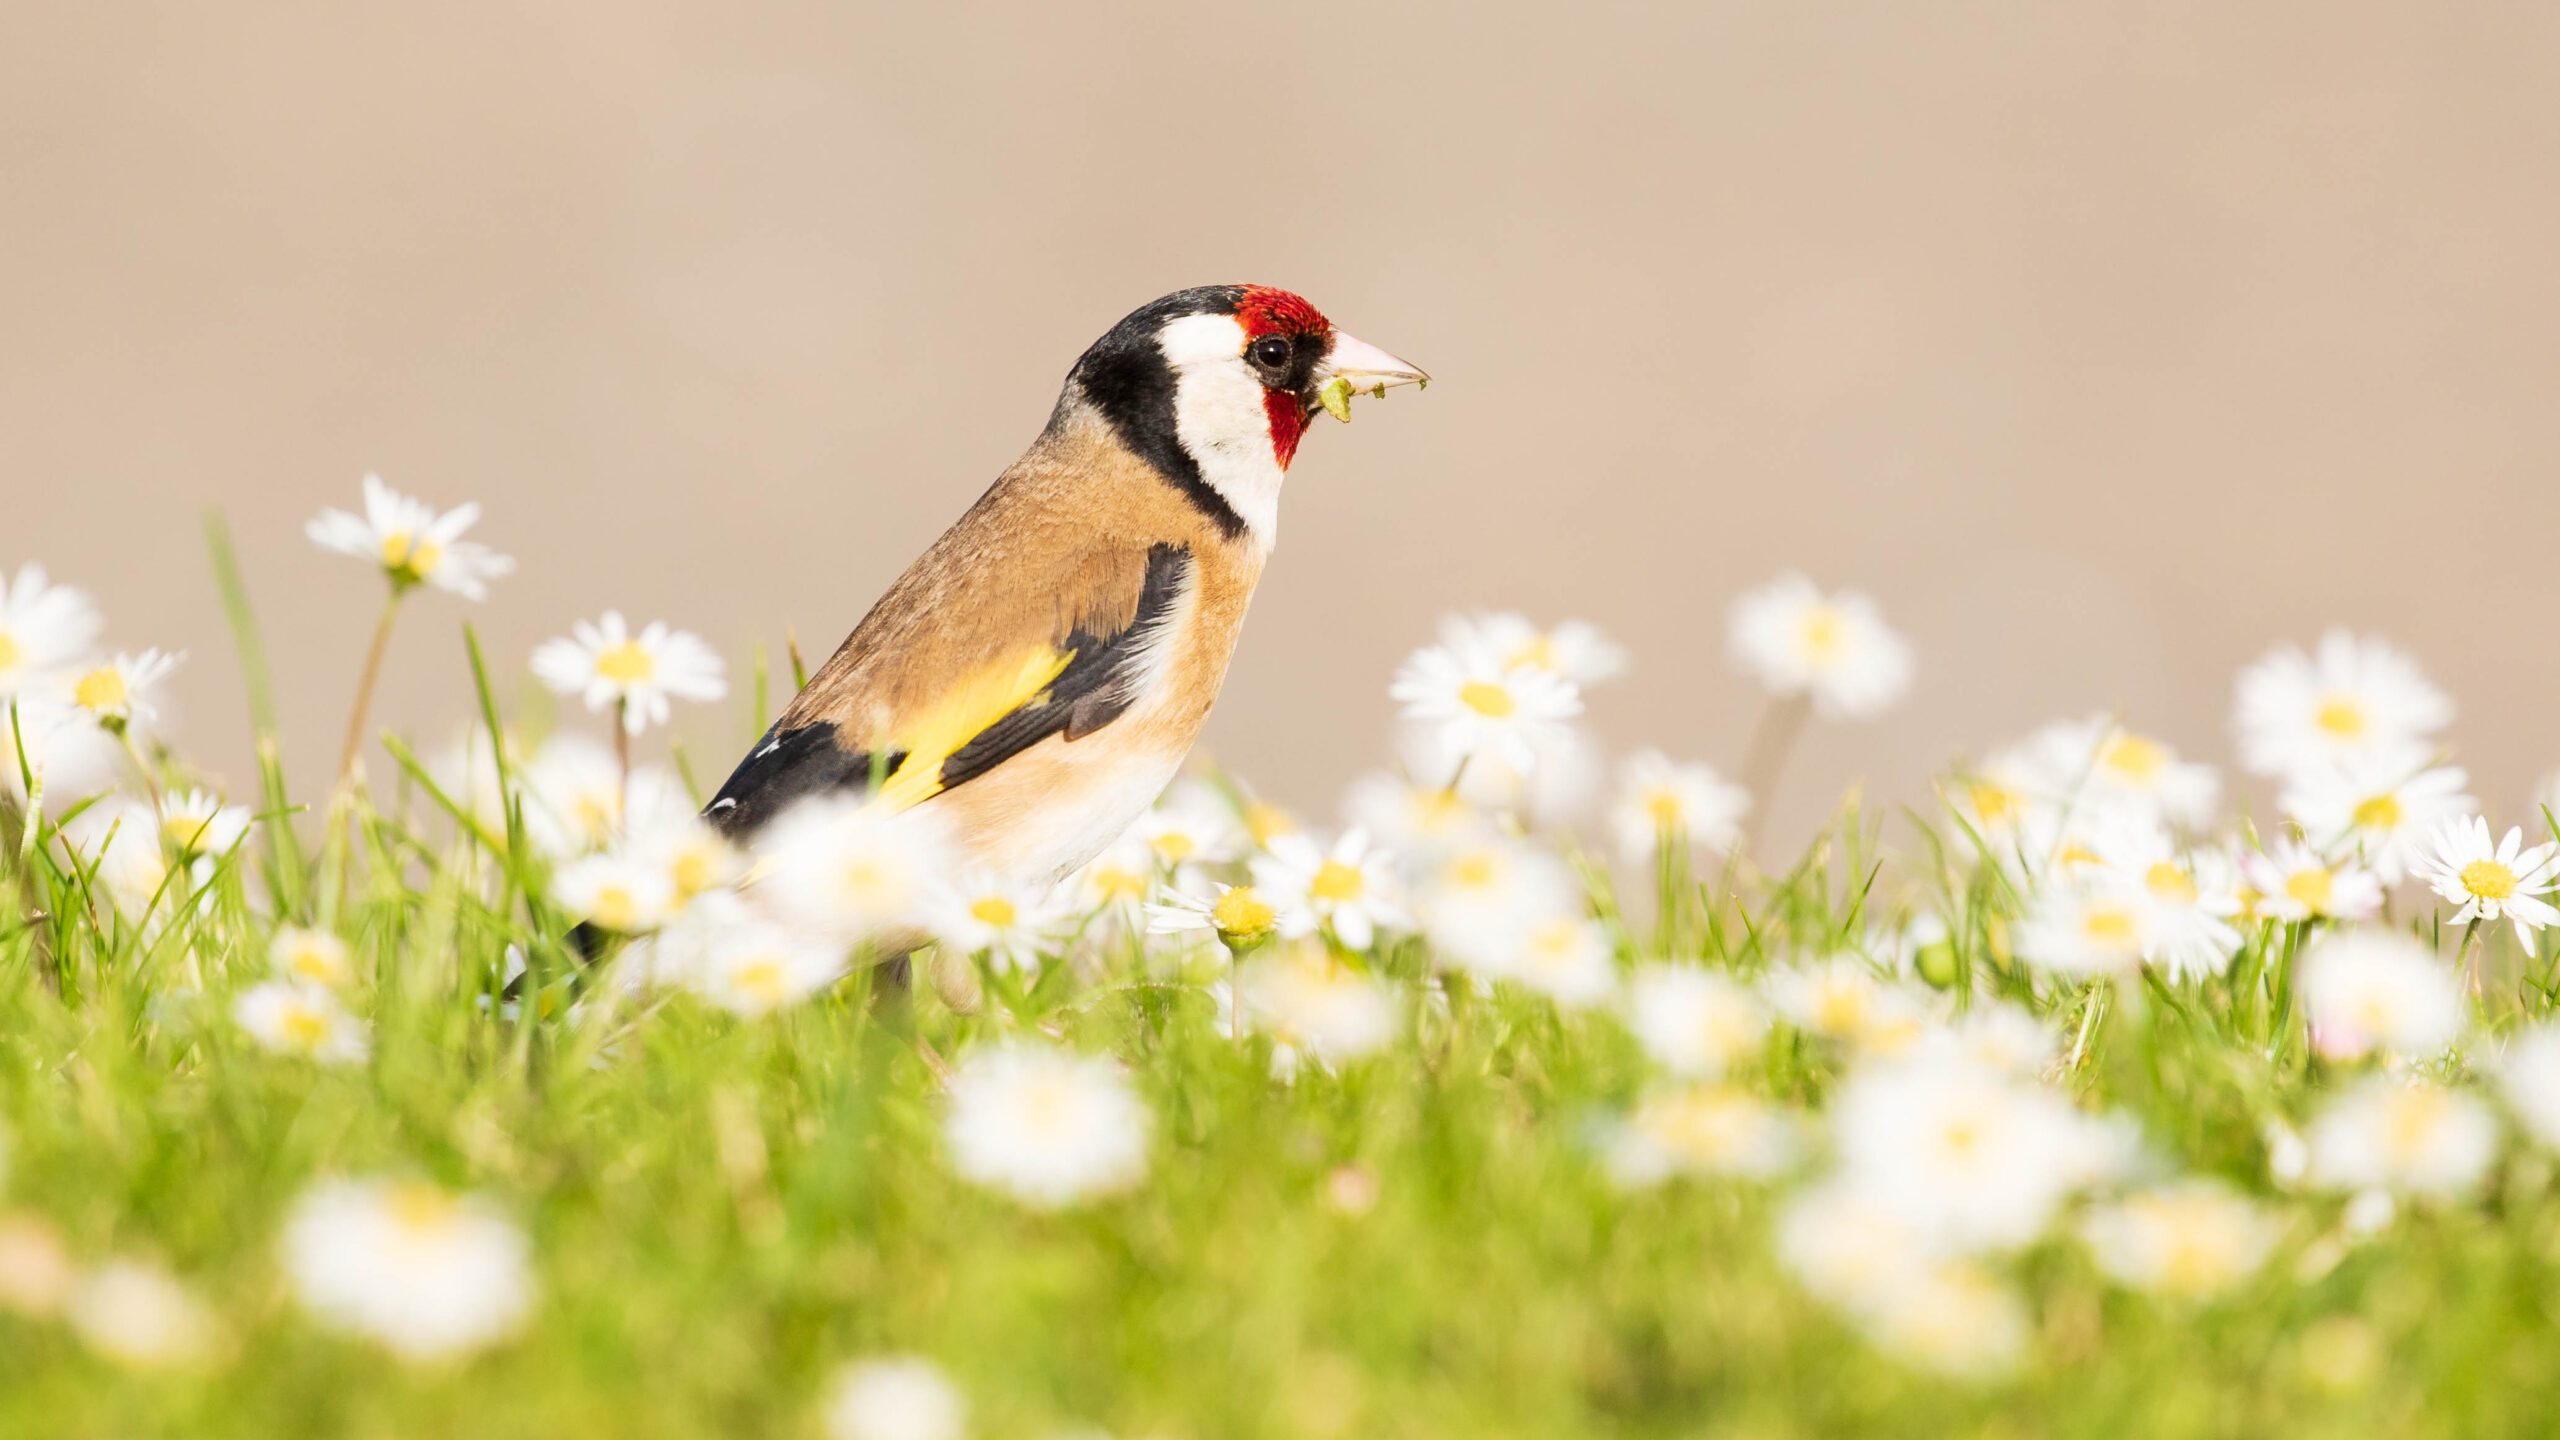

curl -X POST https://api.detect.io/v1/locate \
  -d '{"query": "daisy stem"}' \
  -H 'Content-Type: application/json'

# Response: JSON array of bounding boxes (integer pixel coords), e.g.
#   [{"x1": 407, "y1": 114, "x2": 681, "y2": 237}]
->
[
  {"x1": 113, "y1": 727, "x2": 164, "y2": 817},
  {"x1": 614, "y1": 699, "x2": 632, "y2": 825},
  {"x1": 334, "y1": 592, "x2": 406, "y2": 791},
  {"x1": 2453, "y1": 918, "x2": 2483, "y2": 998},
  {"x1": 1736, "y1": 694, "x2": 1812, "y2": 858}
]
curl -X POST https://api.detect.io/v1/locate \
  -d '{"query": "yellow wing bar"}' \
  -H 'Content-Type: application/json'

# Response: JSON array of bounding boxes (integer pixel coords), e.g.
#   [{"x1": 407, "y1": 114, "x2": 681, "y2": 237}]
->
[{"x1": 872, "y1": 646, "x2": 1075, "y2": 813}]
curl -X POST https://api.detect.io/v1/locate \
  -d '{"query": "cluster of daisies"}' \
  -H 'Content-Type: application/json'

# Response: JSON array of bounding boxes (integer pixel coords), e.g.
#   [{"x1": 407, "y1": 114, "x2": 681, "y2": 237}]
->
[{"x1": 20, "y1": 475, "x2": 2560, "y2": 1405}]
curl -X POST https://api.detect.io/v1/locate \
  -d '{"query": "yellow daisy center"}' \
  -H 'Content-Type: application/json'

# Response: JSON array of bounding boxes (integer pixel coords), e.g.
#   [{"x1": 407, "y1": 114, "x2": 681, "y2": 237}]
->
[
  {"x1": 1797, "y1": 606, "x2": 1845, "y2": 663},
  {"x1": 2145, "y1": 861, "x2": 2198, "y2": 905},
  {"x1": 1458, "y1": 680, "x2": 1516, "y2": 718},
  {"x1": 1446, "y1": 851, "x2": 1498, "y2": 888},
  {"x1": 1210, "y1": 886, "x2": 1276, "y2": 938},
  {"x1": 1089, "y1": 865, "x2": 1147, "y2": 903},
  {"x1": 1309, "y1": 859, "x2": 1366, "y2": 903},
  {"x1": 2284, "y1": 867, "x2": 2334, "y2": 913},
  {"x1": 0, "y1": 632, "x2": 21, "y2": 673},
  {"x1": 280, "y1": 1005, "x2": 333, "y2": 1048},
  {"x1": 1149, "y1": 832, "x2": 1197, "y2": 865},
  {"x1": 73, "y1": 666, "x2": 127, "y2": 714},
  {"x1": 2382, "y1": 1090, "x2": 2448, "y2": 1162},
  {"x1": 2082, "y1": 905, "x2": 2138, "y2": 945},
  {"x1": 670, "y1": 849, "x2": 715, "y2": 897},
  {"x1": 591, "y1": 884, "x2": 639, "y2": 931},
  {"x1": 287, "y1": 948, "x2": 342, "y2": 984},
  {"x1": 2314, "y1": 695, "x2": 2368, "y2": 739},
  {"x1": 2460, "y1": 859, "x2": 2518, "y2": 902},
  {"x1": 2100, "y1": 733, "x2": 2167, "y2": 784},
  {"x1": 2352, "y1": 793, "x2": 2402, "y2": 832},
  {"x1": 162, "y1": 816, "x2": 212, "y2": 854},
  {"x1": 385, "y1": 1182, "x2": 459, "y2": 1234},
  {"x1": 1811, "y1": 981, "x2": 1869, "y2": 1035},
  {"x1": 732, "y1": 958, "x2": 789, "y2": 1005},
  {"x1": 594, "y1": 640, "x2": 656, "y2": 684},
  {"x1": 1505, "y1": 634, "x2": 1558, "y2": 672},
  {"x1": 1410, "y1": 787, "x2": 1469, "y2": 832},
  {"x1": 380, "y1": 531, "x2": 443, "y2": 579},
  {"x1": 1968, "y1": 782, "x2": 2017, "y2": 826},
  {"x1": 1645, "y1": 790, "x2": 1685, "y2": 827},
  {"x1": 969, "y1": 895, "x2": 1019, "y2": 929},
  {"x1": 1244, "y1": 802, "x2": 1296, "y2": 845}
]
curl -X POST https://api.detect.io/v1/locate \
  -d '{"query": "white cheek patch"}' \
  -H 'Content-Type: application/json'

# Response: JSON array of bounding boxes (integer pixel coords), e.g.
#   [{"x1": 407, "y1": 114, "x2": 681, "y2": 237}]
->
[{"x1": 1157, "y1": 312, "x2": 1285, "y2": 547}]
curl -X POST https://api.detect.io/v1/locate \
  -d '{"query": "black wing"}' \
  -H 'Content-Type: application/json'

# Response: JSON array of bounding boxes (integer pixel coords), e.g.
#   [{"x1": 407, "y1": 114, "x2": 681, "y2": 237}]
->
[{"x1": 703, "y1": 543, "x2": 1191, "y2": 839}]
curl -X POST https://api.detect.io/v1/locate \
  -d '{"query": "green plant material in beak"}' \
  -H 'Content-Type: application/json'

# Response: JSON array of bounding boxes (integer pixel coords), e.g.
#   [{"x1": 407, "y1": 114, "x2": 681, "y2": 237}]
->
[{"x1": 1318, "y1": 376, "x2": 1356, "y2": 423}]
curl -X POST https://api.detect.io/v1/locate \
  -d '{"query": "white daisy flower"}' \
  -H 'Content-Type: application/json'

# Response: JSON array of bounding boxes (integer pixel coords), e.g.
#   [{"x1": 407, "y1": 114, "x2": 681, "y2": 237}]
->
[
  {"x1": 1725, "y1": 572, "x2": 1914, "y2": 720},
  {"x1": 2495, "y1": 1023, "x2": 2560, "y2": 1152},
  {"x1": 2278, "y1": 751, "x2": 2473, "y2": 886},
  {"x1": 2079, "y1": 1178, "x2": 2280, "y2": 1301},
  {"x1": 1412, "y1": 835, "x2": 1580, "y2": 979},
  {"x1": 1395, "y1": 715, "x2": 1603, "y2": 824},
  {"x1": 1340, "y1": 769, "x2": 1486, "y2": 859},
  {"x1": 0, "y1": 694, "x2": 123, "y2": 802},
  {"x1": 1388, "y1": 642, "x2": 1583, "y2": 778},
  {"x1": 1233, "y1": 943, "x2": 1401, "y2": 1069},
  {"x1": 1624, "y1": 964, "x2": 1771, "y2": 1078},
  {"x1": 923, "y1": 872, "x2": 1067, "y2": 974},
  {"x1": 271, "y1": 927, "x2": 355, "y2": 988},
  {"x1": 1762, "y1": 955, "x2": 1930, "y2": 1056},
  {"x1": 2298, "y1": 929, "x2": 2464, "y2": 1063},
  {"x1": 155, "y1": 789, "x2": 252, "y2": 861},
  {"x1": 2305, "y1": 1075, "x2": 2497, "y2": 1198},
  {"x1": 943, "y1": 1044, "x2": 1150, "y2": 1209},
  {"x1": 531, "y1": 611, "x2": 727, "y2": 736},
  {"x1": 0, "y1": 1215, "x2": 75, "y2": 1318},
  {"x1": 629, "y1": 813, "x2": 745, "y2": 902},
  {"x1": 1508, "y1": 914, "x2": 1618, "y2": 1008},
  {"x1": 280, "y1": 1177, "x2": 535, "y2": 1362},
  {"x1": 1132, "y1": 778, "x2": 1246, "y2": 877},
  {"x1": 659, "y1": 896, "x2": 850, "y2": 1016},
  {"x1": 1852, "y1": 1260, "x2": 2029, "y2": 1379},
  {"x1": 1774, "y1": 1180, "x2": 1931, "y2": 1307},
  {"x1": 2028, "y1": 717, "x2": 2220, "y2": 830},
  {"x1": 1603, "y1": 1086, "x2": 1798, "y2": 1188},
  {"x1": 306, "y1": 473, "x2": 513, "y2": 600},
  {"x1": 234, "y1": 979, "x2": 370, "y2": 1064},
  {"x1": 65, "y1": 1260, "x2": 213, "y2": 1369},
  {"x1": 2091, "y1": 822, "x2": 2244, "y2": 980},
  {"x1": 2412, "y1": 816, "x2": 2560, "y2": 943},
  {"x1": 2234, "y1": 630, "x2": 2451, "y2": 780},
  {"x1": 56, "y1": 797, "x2": 177, "y2": 918},
  {"x1": 2012, "y1": 879, "x2": 2151, "y2": 979},
  {"x1": 1829, "y1": 1054, "x2": 2112, "y2": 1254},
  {"x1": 1251, "y1": 828, "x2": 1408, "y2": 952},
  {"x1": 756, "y1": 796, "x2": 953, "y2": 944},
  {"x1": 2241, "y1": 838, "x2": 2382, "y2": 924},
  {"x1": 1915, "y1": 1002, "x2": 2058, "y2": 1079},
  {"x1": 0, "y1": 563, "x2": 103, "y2": 696},
  {"x1": 1607, "y1": 750, "x2": 1748, "y2": 864},
  {"x1": 520, "y1": 734, "x2": 693, "y2": 856},
  {"x1": 551, "y1": 848, "x2": 678, "y2": 934},
  {"x1": 1144, "y1": 878, "x2": 1282, "y2": 951},
  {"x1": 1437, "y1": 611, "x2": 1629, "y2": 688},
  {"x1": 67, "y1": 649, "x2": 182, "y2": 734},
  {"x1": 823, "y1": 1355, "x2": 967, "y2": 1440}
]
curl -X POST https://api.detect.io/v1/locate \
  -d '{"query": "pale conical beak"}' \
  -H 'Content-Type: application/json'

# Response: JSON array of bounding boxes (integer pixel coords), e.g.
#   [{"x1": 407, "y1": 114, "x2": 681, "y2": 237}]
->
[{"x1": 1311, "y1": 331, "x2": 1429, "y2": 421}]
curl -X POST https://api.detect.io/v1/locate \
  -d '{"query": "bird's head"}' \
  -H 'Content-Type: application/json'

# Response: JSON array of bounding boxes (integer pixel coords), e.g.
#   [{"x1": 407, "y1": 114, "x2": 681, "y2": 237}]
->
[{"x1": 1059, "y1": 284, "x2": 1427, "y2": 546}]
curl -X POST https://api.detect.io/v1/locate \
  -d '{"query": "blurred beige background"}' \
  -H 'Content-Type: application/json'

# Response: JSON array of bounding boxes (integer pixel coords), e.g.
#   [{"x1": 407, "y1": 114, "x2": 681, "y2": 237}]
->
[{"x1": 7, "y1": 1, "x2": 2558, "y2": 849}]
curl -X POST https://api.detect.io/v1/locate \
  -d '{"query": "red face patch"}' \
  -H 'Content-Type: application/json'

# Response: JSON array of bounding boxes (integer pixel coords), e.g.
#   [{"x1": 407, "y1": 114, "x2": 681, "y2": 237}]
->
[
  {"x1": 1233, "y1": 286, "x2": 1331, "y2": 340},
  {"x1": 1234, "y1": 286, "x2": 1331, "y2": 470}
]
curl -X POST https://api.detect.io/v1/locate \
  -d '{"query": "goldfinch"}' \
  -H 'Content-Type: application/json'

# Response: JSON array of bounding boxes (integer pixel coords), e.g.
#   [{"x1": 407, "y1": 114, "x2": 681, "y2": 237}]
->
[{"x1": 704, "y1": 285, "x2": 1426, "y2": 888}]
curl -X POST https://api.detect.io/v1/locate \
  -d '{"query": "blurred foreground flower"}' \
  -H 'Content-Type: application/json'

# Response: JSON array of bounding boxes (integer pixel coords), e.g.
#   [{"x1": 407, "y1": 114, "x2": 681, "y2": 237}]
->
[
  {"x1": 2233, "y1": 631, "x2": 2450, "y2": 781},
  {"x1": 532, "y1": 611, "x2": 727, "y2": 737},
  {"x1": 1608, "y1": 750, "x2": 1747, "y2": 864},
  {"x1": 0, "y1": 563, "x2": 102, "y2": 696},
  {"x1": 824, "y1": 1355, "x2": 967, "y2": 1440},
  {"x1": 2298, "y1": 930, "x2": 2464, "y2": 1063},
  {"x1": 944, "y1": 1044, "x2": 1150, "y2": 1208},
  {"x1": 2080, "y1": 1179, "x2": 2281, "y2": 1301},
  {"x1": 234, "y1": 980, "x2": 370, "y2": 1064},
  {"x1": 281, "y1": 1177, "x2": 534, "y2": 1362},
  {"x1": 2307, "y1": 1076, "x2": 2496, "y2": 1198},
  {"x1": 1726, "y1": 572, "x2": 1912, "y2": 720},
  {"x1": 66, "y1": 1260, "x2": 213, "y2": 1369}
]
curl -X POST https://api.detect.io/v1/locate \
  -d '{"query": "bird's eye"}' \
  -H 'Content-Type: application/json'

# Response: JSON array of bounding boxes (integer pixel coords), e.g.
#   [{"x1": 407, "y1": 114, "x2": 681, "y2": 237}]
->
[{"x1": 1247, "y1": 335, "x2": 1293, "y2": 372}]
